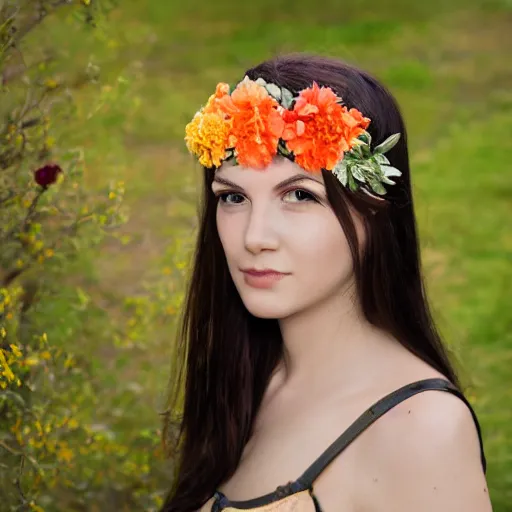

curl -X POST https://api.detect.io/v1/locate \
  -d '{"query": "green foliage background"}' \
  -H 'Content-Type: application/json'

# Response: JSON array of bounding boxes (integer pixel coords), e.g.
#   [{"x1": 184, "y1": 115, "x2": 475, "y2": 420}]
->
[{"x1": 1, "y1": 0, "x2": 511, "y2": 510}]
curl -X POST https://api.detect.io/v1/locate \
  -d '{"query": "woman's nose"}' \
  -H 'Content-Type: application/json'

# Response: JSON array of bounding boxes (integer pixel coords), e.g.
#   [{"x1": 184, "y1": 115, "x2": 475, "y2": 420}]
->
[{"x1": 244, "y1": 204, "x2": 279, "y2": 254}]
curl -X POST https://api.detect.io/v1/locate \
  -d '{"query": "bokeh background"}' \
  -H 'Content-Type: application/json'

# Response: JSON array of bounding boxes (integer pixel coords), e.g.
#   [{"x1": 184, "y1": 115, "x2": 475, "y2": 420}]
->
[{"x1": 1, "y1": 0, "x2": 511, "y2": 510}]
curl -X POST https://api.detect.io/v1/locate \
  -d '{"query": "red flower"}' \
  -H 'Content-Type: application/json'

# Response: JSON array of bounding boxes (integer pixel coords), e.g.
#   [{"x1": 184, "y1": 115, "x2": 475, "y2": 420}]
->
[{"x1": 34, "y1": 163, "x2": 62, "y2": 188}]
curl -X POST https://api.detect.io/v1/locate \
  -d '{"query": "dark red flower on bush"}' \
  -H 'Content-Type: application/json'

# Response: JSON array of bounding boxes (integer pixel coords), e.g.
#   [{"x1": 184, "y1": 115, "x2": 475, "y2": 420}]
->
[{"x1": 34, "y1": 163, "x2": 62, "y2": 189}]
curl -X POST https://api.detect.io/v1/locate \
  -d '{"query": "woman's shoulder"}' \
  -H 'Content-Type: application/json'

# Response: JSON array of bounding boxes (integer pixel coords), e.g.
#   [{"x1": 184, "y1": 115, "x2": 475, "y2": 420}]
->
[
  {"x1": 360, "y1": 380, "x2": 480, "y2": 454},
  {"x1": 352, "y1": 377, "x2": 491, "y2": 511}
]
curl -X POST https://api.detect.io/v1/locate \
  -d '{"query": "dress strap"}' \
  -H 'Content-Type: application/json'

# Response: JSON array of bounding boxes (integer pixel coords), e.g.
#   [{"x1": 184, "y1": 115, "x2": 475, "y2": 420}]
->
[{"x1": 297, "y1": 378, "x2": 487, "y2": 488}]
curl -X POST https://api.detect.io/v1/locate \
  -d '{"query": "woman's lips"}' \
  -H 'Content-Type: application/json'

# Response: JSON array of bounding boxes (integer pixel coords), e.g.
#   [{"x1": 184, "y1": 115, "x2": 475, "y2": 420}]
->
[{"x1": 241, "y1": 269, "x2": 289, "y2": 289}]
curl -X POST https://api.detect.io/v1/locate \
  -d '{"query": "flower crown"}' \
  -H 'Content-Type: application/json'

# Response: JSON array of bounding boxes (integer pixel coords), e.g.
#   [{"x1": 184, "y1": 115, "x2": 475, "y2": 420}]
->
[{"x1": 185, "y1": 76, "x2": 402, "y2": 196}]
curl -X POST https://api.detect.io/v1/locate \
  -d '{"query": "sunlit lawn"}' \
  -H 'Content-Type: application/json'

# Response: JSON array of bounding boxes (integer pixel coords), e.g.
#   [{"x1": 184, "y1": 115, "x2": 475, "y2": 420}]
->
[{"x1": 32, "y1": 0, "x2": 512, "y2": 509}]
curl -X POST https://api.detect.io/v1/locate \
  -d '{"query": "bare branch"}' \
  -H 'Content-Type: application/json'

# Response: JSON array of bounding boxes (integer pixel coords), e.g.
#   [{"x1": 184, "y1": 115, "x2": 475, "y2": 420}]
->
[
  {"x1": 20, "y1": 116, "x2": 41, "y2": 129},
  {"x1": 0, "y1": 439, "x2": 23, "y2": 456},
  {"x1": 2, "y1": 55, "x2": 54, "y2": 85},
  {"x1": 12, "y1": 0, "x2": 73, "y2": 44}
]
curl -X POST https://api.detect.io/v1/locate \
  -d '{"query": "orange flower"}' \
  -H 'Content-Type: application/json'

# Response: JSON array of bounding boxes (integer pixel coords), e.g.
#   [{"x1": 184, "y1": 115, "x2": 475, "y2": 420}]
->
[
  {"x1": 282, "y1": 82, "x2": 371, "y2": 172},
  {"x1": 217, "y1": 77, "x2": 284, "y2": 169},
  {"x1": 204, "y1": 82, "x2": 230, "y2": 115},
  {"x1": 341, "y1": 107, "x2": 371, "y2": 148}
]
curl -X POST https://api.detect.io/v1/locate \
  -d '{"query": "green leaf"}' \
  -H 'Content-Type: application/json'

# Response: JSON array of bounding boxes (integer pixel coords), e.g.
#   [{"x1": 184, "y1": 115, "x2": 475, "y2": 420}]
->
[
  {"x1": 347, "y1": 171, "x2": 359, "y2": 192},
  {"x1": 265, "y1": 83, "x2": 282, "y2": 101},
  {"x1": 381, "y1": 165, "x2": 402, "y2": 177},
  {"x1": 332, "y1": 160, "x2": 348, "y2": 186},
  {"x1": 373, "y1": 153, "x2": 390, "y2": 165},
  {"x1": 361, "y1": 144, "x2": 372, "y2": 158},
  {"x1": 358, "y1": 161, "x2": 378, "y2": 174},
  {"x1": 351, "y1": 143, "x2": 364, "y2": 158},
  {"x1": 374, "y1": 133, "x2": 401, "y2": 154},
  {"x1": 351, "y1": 164, "x2": 367, "y2": 183},
  {"x1": 358, "y1": 131, "x2": 372, "y2": 146},
  {"x1": 380, "y1": 175, "x2": 397, "y2": 185},
  {"x1": 369, "y1": 180, "x2": 387, "y2": 195},
  {"x1": 281, "y1": 88, "x2": 294, "y2": 109}
]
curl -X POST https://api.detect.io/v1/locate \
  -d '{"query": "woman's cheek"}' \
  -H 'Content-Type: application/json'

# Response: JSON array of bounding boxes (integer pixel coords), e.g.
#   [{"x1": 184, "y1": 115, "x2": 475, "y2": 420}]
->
[{"x1": 293, "y1": 218, "x2": 354, "y2": 287}]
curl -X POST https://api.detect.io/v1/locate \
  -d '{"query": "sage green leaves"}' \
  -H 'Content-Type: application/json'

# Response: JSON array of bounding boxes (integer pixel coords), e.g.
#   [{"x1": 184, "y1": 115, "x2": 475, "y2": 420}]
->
[
  {"x1": 254, "y1": 77, "x2": 294, "y2": 109},
  {"x1": 332, "y1": 132, "x2": 402, "y2": 195}
]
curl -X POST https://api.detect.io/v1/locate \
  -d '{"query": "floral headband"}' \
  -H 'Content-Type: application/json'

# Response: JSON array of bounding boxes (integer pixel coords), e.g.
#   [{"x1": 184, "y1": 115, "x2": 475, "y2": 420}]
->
[{"x1": 185, "y1": 76, "x2": 402, "y2": 196}]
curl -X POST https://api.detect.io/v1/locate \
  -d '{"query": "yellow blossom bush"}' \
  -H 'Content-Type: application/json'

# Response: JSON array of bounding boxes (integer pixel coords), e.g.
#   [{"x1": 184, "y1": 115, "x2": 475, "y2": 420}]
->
[{"x1": 0, "y1": 1, "x2": 173, "y2": 511}]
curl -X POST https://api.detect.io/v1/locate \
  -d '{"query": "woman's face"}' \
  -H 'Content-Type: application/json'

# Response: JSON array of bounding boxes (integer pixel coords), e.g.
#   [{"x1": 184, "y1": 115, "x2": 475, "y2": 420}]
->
[{"x1": 212, "y1": 157, "x2": 364, "y2": 319}]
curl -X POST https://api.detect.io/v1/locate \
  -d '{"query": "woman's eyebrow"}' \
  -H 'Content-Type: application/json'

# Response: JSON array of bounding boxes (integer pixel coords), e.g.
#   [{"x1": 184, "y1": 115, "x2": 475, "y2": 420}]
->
[{"x1": 212, "y1": 174, "x2": 324, "y2": 191}]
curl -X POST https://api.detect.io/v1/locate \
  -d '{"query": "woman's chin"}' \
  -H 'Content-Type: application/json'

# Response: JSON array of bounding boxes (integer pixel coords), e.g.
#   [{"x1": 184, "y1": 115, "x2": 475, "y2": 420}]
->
[{"x1": 240, "y1": 295, "x2": 294, "y2": 319}]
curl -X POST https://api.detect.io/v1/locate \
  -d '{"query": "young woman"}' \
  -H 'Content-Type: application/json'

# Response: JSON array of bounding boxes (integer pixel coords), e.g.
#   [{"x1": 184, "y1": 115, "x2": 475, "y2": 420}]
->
[{"x1": 160, "y1": 53, "x2": 491, "y2": 512}]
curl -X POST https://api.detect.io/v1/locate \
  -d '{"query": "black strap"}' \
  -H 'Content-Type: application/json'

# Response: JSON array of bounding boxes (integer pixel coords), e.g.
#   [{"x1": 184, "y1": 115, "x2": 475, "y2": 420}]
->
[{"x1": 297, "y1": 378, "x2": 487, "y2": 488}]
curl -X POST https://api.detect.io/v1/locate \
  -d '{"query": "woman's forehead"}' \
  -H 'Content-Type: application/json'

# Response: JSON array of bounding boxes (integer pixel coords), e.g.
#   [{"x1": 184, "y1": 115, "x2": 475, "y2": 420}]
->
[{"x1": 215, "y1": 156, "x2": 325, "y2": 185}]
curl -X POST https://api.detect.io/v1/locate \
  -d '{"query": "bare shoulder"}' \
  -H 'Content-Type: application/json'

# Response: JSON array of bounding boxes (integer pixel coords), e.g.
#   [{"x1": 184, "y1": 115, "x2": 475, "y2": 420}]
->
[{"x1": 354, "y1": 387, "x2": 492, "y2": 512}]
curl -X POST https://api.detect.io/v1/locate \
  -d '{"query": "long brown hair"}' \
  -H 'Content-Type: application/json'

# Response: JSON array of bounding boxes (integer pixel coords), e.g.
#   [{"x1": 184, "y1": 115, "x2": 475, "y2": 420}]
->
[{"x1": 160, "y1": 53, "x2": 462, "y2": 511}]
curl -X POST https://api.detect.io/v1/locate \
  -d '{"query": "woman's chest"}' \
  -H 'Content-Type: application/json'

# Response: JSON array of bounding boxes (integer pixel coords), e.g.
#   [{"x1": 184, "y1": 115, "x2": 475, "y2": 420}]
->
[{"x1": 216, "y1": 396, "x2": 364, "y2": 511}]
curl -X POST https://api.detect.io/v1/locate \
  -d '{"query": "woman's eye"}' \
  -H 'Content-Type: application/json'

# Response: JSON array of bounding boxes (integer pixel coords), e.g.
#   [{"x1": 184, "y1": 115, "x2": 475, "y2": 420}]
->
[
  {"x1": 283, "y1": 189, "x2": 318, "y2": 203},
  {"x1": 217, "y1": 192, "x2": 246, "y2": 204}
]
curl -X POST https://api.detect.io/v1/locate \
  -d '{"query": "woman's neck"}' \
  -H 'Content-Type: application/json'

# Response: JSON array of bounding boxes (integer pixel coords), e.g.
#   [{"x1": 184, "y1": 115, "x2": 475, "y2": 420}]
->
[{"x1": 276, "y1": 286, "x2": 403, "y2": 398}]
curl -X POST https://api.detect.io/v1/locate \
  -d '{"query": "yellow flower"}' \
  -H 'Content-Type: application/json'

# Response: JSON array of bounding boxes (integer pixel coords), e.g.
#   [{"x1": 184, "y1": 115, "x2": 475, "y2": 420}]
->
[
  {"x1": 35, "y1": 420, "x2": 43, "y2": 436},
  {"x1": 9, "y1": 344, "x2": 22, "y2": 358},
  {"x1": 68, "y1": 418, "x2": 79, "y2": 430},
  {"x1": 29, "y1": 501, "x2": 44, "y2": 512},
  {"x1": 0, "y1": 349, "x2": 15, "y2": 382},
  {"x1": 57, "y1": 444, "x2": 74, "y2": 463},
  {"x1": 64, "y1": 355, "x2": 75, "y2": 369},
  {"x1": 24, "y1": 356, "x2": 40, "y2": 367},
  {"x1": 44, "y1": 78, "x2": 58, "y2": 89},
  {"x1": 41, "y1": 350, "x2": 52, "y2": 360},
  {"x1": 185, "y1": 111, "x2": 231, "y2": 168}
]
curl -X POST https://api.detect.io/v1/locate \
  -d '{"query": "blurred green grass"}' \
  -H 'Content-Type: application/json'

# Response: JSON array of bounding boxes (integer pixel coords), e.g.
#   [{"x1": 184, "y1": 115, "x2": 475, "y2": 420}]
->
[{"x1": 28, "y1": 0, "x2": 512, "y2": 509}]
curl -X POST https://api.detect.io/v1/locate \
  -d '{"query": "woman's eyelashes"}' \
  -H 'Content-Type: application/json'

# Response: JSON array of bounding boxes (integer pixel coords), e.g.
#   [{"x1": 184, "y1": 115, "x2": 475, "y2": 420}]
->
[
  {"x1": 214, "y1": 188, "x2": 320, "y2": 205},
  {"x1": 216, "y1": 191, "x2": 245, "y2": 205},
  {"x1": 283, "y1": 188, "x2": 319, "y2": 203}
]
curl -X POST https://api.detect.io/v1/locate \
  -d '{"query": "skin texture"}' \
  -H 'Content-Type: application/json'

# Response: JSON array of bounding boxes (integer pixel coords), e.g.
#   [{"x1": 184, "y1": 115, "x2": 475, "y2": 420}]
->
[{"x1": 211, "y1": 156, "x2": 492, "y2": 511}]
